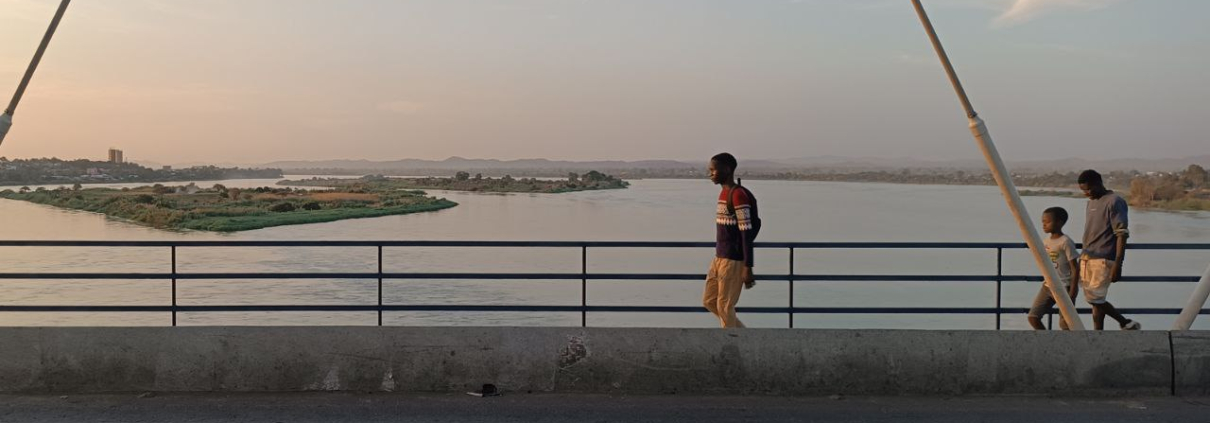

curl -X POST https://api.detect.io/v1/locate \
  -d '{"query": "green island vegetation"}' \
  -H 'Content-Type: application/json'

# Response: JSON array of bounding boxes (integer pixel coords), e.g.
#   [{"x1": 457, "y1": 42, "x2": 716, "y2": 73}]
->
[
  {"x1": 0, "y1": 183, "x2": 456, "y2": 232},
  {"x1": 0, "y1": 157, "x2": 282, "y2": 185},
  {"x1": 1021, "y1": 165, "x2": 1210, "y2": 212},
  {"x1": 278, "y1": 170, "x2": 629, "y2": 193}
]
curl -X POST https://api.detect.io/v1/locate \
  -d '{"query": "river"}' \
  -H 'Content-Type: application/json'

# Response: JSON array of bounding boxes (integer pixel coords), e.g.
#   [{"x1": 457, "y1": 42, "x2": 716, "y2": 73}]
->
[{"x1": 1, "y1": 177, "x2": 1207, "y2": 330}]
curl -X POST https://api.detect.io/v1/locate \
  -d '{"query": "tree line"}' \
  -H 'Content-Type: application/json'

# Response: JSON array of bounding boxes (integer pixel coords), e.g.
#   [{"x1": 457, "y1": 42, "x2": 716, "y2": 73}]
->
[
  {"x1": 0, "y1": 157, "x2": 282, "y2": 185},
  {"x1": 1128, "y1": 165, "x2": 1209, "y2": 210}
]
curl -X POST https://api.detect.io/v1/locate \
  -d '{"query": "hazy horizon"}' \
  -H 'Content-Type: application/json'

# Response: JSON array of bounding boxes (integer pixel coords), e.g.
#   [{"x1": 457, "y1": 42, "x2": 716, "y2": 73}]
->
[
  {"x1": 2, "y1": 0, "x2": 1207, "y2": 165},
  {"x1": 7, "y1": 152, "x2": 1210, "y2": 170}
]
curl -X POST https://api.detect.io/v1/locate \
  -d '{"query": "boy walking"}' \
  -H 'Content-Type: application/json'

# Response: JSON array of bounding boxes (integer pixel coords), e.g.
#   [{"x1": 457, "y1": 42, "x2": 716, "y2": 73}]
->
[
  {"x1": 1028, "y1": 207, "x2": 1079, "y2": 330},
  {"x1": 704, "y1": 153, "x2": 760, "y2": 328},
  {"x1": 1078, "y1": 169, "x2": 1141, "y2": 330}
]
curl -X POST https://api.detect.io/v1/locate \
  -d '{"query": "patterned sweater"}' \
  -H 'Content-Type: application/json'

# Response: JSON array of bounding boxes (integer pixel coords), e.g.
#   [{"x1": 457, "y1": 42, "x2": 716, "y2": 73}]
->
[{"x1": 716, "y1": 186, "x2": 758, "y2": 267}]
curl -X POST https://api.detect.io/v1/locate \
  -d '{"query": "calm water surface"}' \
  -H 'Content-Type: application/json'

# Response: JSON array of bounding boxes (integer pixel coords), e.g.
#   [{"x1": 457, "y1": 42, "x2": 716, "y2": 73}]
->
[{"x1": 1, "y1": 177, "x2": 1207, "y2": 330}]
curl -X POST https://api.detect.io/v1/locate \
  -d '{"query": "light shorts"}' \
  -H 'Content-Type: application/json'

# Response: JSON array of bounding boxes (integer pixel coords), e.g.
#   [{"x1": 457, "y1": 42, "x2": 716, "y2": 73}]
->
[{"x1": 1079, "y1": 258, "x2": 1115, "y2": 304}]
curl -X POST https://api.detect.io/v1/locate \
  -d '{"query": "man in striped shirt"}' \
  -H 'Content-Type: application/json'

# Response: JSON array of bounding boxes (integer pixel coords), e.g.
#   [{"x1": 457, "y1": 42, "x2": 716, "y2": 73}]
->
[{"x1": 704, "y1": 153, "x2": 759, "y2": 328}]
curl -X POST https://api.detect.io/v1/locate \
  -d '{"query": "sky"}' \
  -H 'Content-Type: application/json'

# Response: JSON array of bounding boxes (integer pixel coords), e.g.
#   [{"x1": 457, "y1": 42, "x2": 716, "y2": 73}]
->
[{"x1": 0, "y1": 0, "x2": 1207, "y2": 165}]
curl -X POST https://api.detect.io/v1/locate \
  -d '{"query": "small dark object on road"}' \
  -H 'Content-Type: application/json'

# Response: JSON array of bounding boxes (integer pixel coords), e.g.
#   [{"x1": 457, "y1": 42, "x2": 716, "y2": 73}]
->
[{"x1": 467, "y1": 384, "x2": 499, "y2": 397}]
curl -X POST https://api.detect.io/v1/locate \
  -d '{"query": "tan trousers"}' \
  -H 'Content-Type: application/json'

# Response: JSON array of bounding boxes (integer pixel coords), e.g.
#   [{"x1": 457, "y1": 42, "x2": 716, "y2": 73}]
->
[{"x1": 703, "y1": 257, "x2": 746, "y2": 328}]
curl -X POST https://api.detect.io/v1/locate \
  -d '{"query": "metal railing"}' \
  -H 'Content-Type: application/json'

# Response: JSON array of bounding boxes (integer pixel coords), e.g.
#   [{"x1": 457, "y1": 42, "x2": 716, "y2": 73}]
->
[{"x1": 1, "y1": 240, "x2": 1207, "y2": 328}]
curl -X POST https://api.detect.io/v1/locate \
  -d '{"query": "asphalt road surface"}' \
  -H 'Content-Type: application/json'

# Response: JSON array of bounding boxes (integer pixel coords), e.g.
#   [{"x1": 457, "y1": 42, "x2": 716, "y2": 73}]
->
[{"x1": 2, "y1": 393, "x2": 1209, "y2": 423}]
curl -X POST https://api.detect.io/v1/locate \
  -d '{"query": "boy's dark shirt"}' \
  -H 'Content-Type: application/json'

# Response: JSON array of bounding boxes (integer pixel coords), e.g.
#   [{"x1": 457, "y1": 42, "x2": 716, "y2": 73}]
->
[{"x1": 716, "y1": 186, "x2": 758, "y2": 267}]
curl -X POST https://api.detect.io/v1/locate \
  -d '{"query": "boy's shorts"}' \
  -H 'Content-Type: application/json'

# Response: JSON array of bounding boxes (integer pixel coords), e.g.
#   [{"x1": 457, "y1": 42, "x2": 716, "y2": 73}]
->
[
  {"x1": 1079, "y1": 258, "x2": 1114, "y2": 304},
  {"x1": 1027, "y1": 280, "x2": 1071, "y2": 317}
]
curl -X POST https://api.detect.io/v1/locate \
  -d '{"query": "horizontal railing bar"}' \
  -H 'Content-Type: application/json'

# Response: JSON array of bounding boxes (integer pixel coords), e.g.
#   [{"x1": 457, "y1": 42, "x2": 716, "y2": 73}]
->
[
  {"x1": 0, "y1": 240, "x2": 710, "y2": 248},
  {"x1": 1034, "y1": 308, "x2": 1210, "y2": 315},
  {"x1": 0, "y1": 305, "x2": 174, "y2": 312},
  {"x1": 0, "y1": 273, "x2": 173, "y2": 280},
  {"x1": 1, "y1": 240, "x2": 1207, "y2": 250},
  {"x1": 794, "y1": 275, "x2": 1199, "y2": 283},
  {"x1": 0, "y1": 272, "x2": 1201, "y2": 283},
  {"x1": 786, "y1": 307, "x2": 1210, "y2": 315},
  {"x1": 0, "y1": 240, "x2": 993, "y2": 248},
  {"x1": 1006, "y1": 275, "x2": 1204, "y2": 283},
  {"x1": 1118, "y1": 244, "x2": 1210, "y2": 250},
  {"x1": 2, "y1": 305, "x2": 1205, "y2": 315}
]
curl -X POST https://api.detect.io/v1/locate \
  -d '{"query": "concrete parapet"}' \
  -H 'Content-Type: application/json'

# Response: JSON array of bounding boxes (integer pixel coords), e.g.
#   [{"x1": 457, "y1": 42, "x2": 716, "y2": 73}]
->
[
  {"x1": 1172, "y1": 331, "x2": 1210, "y2": 395},
  {"x1": 0, "y1": 327, "x2": 1180, "y2": 395}
]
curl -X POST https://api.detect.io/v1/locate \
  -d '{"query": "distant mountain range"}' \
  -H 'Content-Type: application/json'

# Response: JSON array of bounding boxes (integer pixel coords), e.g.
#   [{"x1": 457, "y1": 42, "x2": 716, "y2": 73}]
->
[
  {"x1": 254, "y1": 155, "x2": 1210, "y2": 175},
  {"x1": 262, "y1": 157, "x2": 700, "y2": 171}
]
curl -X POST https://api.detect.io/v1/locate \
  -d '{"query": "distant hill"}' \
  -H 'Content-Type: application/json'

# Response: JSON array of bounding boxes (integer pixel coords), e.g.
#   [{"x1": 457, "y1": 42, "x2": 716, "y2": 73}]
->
[
  {"x1": 1002, "y1": 156, "x2": 1210, "y2": 173},
  {"x1": 767, "y1": 155, "x2": 1210, "y2": 172},
  {"x1": 263, "y1": 157, "x2": 697, "y2": 171},
  {"x1": 260, "y1": 155, "x2": 1210, "y2": 176}
]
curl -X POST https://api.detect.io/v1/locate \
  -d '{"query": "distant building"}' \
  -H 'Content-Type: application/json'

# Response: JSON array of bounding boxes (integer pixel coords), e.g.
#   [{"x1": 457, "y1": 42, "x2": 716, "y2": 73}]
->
[{"x1": 107, "y1": 148, "x2": 124, "y2": 164}]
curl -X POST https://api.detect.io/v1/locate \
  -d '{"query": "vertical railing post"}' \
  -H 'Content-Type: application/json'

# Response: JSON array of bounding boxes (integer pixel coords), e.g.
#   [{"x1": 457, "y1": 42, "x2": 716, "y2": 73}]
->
[
  {"x1": 377, "y1": 245, "x2": 383, "y2": 326},
  {"x1": 581, "y1": 245, "x2": 587, "y2": 328},
  {"x1": 789, "y1": 247, "x2": 795, "y2": 328},
  {"x1": 171, "y1": 245, "x2": 177, "y2": 327},
  {"x1": 995, "y1": 247, "x2": 1003, "y2": 330}
]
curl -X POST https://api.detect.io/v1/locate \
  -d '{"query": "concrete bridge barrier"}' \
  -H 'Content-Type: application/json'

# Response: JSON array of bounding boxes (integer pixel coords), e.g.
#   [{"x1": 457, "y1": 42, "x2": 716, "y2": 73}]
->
[
  {"x1": 1172, "y1": 331, "x2": 1210, "y2": 395},
  {"x1": 0, "y1": 327, "x2": 1200, "y2": 396}
]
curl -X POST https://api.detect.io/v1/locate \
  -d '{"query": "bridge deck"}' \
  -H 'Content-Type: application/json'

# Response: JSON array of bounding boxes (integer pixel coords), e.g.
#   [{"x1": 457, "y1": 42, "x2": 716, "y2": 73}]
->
[{"x1": 2, "y1": 393, "x2": 1206, "y2": 423}]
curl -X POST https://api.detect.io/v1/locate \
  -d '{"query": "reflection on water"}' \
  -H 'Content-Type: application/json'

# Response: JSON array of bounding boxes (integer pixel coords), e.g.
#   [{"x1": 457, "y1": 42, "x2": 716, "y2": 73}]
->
[{"x1": 1, "y1": 178, "x2": 1207, "y2": 330}]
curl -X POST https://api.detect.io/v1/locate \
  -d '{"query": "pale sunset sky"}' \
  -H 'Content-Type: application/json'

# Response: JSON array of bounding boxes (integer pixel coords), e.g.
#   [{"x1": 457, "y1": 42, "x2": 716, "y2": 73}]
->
[{"x1": 1, "y1": 0, "x2": 1206, "y2": 164}]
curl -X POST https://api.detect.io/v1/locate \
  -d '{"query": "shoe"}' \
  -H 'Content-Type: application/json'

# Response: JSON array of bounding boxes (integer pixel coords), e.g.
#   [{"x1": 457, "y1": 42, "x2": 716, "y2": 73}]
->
[{"x1": 1122, "y1": 320, "x2": 1141, "y2": 330}]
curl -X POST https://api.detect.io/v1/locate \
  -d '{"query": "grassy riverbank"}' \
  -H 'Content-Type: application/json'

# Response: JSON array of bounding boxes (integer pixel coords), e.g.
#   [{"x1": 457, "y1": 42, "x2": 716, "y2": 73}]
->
[{"x1": 0, "y1": 183, "x2": 456, "y2": 232}]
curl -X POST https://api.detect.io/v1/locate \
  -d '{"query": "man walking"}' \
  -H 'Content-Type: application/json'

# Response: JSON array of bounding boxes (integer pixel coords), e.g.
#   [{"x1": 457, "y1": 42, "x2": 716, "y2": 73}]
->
[
  {"x1": 1078, "y1": 169, "x2": 1141, "y2": 330},
  {"x1": 704, "y1": 153, "x2": 760, "y2": 328}
]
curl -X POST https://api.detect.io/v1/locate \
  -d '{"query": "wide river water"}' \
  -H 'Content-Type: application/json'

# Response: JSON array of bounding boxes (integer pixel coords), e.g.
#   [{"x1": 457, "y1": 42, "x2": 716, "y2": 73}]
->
[{"x1": 2, "y1": 177, "x2": 1208, "y2": 330}]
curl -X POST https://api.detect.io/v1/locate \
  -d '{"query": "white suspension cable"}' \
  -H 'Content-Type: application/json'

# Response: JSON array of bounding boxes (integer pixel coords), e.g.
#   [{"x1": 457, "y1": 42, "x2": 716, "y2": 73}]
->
[{"x1": 1, "y1": 0, "x2": 72, "y2": 147}]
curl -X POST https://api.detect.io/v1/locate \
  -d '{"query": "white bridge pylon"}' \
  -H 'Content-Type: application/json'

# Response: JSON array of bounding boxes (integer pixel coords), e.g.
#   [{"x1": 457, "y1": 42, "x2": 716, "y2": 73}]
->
[
  {"x1": 910, "y1": 0, "x2": 1085, "y2": 330},
  {"x1": 1173, "y1": 263, "x2": 1210, "y2": 330}
]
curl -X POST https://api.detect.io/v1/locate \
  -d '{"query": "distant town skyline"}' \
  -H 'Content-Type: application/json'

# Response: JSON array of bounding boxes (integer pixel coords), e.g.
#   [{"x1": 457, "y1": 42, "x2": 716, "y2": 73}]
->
[{"x1": 1, "y1": 0, "x2": 1207, "y2": 164}]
